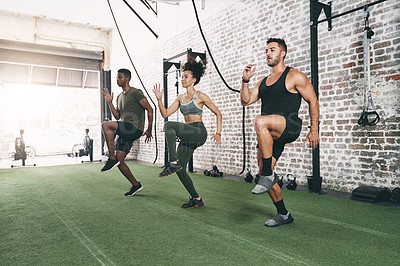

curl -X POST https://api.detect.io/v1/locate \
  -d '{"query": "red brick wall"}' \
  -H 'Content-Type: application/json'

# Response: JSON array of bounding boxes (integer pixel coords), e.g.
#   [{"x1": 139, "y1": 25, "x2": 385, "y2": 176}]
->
[{"x1": 135, "y1": 0, "x2": 400, "y2": 192}]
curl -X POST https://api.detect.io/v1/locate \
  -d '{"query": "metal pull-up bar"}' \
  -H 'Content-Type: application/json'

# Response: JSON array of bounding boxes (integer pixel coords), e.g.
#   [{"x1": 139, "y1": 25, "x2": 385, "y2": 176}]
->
[
  {"x1": 162, "y1": 49, "x2": 206, "y2": 170},
  {"x1": 317, "y1": 0, "x2": 388, "y2": 26},
  {"x1": 309, "y1": 0, "x2": 388, "y2": 194}
]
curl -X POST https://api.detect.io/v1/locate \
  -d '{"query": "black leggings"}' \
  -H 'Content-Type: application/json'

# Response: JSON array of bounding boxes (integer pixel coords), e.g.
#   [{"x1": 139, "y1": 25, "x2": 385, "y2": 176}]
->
[{"x1": 164, "y1": 121, "x2": 207, "y2": 198}]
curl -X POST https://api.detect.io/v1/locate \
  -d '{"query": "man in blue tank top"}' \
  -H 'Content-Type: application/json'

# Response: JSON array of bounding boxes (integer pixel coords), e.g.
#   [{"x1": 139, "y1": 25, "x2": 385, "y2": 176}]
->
[{"x1": 240, "y1": 38, "x2": 320, "y2": 227}]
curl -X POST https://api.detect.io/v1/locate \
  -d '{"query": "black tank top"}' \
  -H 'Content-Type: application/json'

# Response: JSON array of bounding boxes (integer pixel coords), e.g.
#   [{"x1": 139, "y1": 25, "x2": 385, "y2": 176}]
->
[{"x1": 259, "y1": 67, "x2": 301, "y2": 116}]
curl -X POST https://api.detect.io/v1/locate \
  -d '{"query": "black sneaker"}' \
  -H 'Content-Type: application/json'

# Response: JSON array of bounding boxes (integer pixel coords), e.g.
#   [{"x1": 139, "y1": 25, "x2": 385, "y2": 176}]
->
[
  {"x1": 181, "y1": 197, "x2": 204, "y2": 209},
  {"x1": 101, "y1": 158, "x2": 120, "y2": 172},
  {"x1": 124, "y1": 183, "x2": 143, "y2": 197},
  {"x1": 159, "y1": 162, "x2": 183, "y2": 177}
]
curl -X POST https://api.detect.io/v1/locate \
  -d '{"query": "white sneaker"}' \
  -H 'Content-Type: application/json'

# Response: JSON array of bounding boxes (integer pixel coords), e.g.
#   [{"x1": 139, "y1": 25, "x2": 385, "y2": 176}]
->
[{"x1": 252, "y1": 173, "x2": 278, "y2": 195}]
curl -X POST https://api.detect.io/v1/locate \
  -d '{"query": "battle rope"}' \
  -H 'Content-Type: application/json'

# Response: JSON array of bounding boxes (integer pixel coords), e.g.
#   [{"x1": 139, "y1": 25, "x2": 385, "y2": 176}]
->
[
  {"x1": 358, "y1": 6, "x2": 380, "y2": 127},
  {"x1": 107, "y1": 0, "x2": 158, "y2": 163},
  {"x1": 191, "y1": 0, "x2": 247, "y2": 175}
]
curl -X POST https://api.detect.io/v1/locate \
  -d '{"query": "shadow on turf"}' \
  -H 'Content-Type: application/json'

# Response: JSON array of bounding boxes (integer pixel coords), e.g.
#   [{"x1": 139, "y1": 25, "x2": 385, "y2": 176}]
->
[
  {"x1": 198, "y1": 195, "x2": 274, "y2": 223},
  {"x1": 232, "y1": 205, "x2": 274, "y2": 223}
]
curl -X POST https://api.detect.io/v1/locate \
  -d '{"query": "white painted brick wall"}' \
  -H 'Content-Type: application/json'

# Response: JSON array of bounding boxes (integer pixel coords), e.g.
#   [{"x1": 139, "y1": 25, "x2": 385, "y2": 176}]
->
[{"x1": 134, "y1": 0, "x2": 400, "y2": 192}]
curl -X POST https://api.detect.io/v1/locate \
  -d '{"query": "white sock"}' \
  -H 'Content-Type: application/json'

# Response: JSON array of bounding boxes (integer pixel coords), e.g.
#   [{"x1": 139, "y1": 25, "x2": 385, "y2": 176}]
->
[
  {"x1": 265, "y1": 172, "x2": 274, "y2": 182},
  {"x1": 281, "y1": 212, "x2": 290, "y2": 219}
]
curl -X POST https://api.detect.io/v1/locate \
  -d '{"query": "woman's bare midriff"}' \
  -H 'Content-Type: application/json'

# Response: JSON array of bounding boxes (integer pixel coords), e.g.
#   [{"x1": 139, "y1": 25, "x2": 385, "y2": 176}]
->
[{"x1": 184, "y1": 115, "x2": 202, "y2": 123}]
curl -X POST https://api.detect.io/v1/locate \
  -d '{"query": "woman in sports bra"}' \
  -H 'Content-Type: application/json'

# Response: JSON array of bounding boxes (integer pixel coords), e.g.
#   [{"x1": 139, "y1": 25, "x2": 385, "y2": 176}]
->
[{"x1": 153, "y1": 59, "x2": 222, "y2": 209}]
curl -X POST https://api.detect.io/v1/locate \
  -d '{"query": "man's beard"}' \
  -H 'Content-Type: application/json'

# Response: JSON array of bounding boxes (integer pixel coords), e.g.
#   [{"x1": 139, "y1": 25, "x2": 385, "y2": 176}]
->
[{"x1": 267, "y1": 58, "x2": 279, "y2": 67}]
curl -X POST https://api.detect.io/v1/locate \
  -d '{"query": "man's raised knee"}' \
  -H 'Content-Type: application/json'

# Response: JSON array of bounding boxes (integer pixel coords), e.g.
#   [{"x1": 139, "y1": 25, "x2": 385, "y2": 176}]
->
[
  {"x1": 102, "y1": 121, "x2": 118, "y2": 131},
  {"x1": 102, "y1": 121, "x2": 113, "y2": 130},
  {"x1": 254, "y1": 116, "x2": 268, "y2": 132}
]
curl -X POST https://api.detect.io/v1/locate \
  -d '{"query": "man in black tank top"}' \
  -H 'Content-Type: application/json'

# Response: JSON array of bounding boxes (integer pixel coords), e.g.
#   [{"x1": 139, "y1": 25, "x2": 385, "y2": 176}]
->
[{"x1": 240, "y1": 38, "x2": 320, "y2": 227}]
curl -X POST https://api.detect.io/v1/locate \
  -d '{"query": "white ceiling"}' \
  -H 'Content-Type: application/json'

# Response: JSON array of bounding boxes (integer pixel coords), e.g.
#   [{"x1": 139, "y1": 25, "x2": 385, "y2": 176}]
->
[
  {"x1": 0, "y1": 0, "x2": 191, "y2": 28},
  {"x1": 0, "y1": 0, "x2": 235, "y2": 56}
]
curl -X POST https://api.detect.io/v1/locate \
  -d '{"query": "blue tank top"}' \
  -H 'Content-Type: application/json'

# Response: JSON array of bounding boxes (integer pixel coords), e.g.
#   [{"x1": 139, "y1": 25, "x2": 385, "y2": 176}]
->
[
  {"x1": 259, "y1": 67, "x2": 301, "y2": 117},
  {"x1": 180, "y1": 91, "x2": 203, "y2": 116}
]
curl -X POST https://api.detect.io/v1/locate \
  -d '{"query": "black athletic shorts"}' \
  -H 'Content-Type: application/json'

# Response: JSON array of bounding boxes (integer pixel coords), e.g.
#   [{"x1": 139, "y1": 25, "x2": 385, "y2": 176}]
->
[
  {"x1": 257, "y1": 114, "x2": 302, "y2": 160},
  {"x1": 115, "y1": 121, "x2": 143, "y2": 154}
]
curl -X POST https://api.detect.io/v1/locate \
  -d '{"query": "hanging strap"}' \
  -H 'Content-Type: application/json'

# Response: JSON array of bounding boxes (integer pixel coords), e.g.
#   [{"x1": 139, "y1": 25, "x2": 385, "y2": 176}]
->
[{"x1": 358, "y1": 6, "x2": 379, "y2": 127}]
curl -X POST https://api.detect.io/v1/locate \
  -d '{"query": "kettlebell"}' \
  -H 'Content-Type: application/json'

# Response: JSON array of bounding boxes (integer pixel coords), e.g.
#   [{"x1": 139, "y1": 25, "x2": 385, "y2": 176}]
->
[
  {"x1": 244, "y1": 168, "x2": 253, "y2": 183},
  {"x1": 204, "y1": 165, "x2": 223, "y2": 177},
  {"x1": 277, "y1": 174, "x2": 284, "y2": 188},
  {"x1": 286, "y1": 174, "x2": 297, "y2": 190},
  {"x1": 211, "y1": 165, "x2": 223, "y2": 177},
  {"x1": 203, "y1": 169, "x2": 210, "y2": 176}
]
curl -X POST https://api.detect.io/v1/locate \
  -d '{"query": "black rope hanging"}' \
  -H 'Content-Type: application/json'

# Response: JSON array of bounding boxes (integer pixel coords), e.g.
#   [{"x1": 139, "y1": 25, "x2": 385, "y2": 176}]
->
[
  {"x1": 191, "y1": 0, "x2": 247, "y2": 175},
  {"x1": 106, "y1": 0, "x2": 158, "y2": 164}
]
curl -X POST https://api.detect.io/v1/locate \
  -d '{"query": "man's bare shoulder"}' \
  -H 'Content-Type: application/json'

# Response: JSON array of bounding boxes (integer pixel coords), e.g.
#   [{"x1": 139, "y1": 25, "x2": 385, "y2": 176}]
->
[
  {"x1": 288, "y1": 67, "x2": 307, "y2": 76},
  {"x1": 288, "y1": 67, "x2": 309, "y2": 84}
]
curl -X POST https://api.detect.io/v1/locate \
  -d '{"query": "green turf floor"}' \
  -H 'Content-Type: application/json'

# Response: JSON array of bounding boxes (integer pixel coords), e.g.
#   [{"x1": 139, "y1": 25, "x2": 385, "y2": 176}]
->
[{"x1": 1, "y1": 163, "x2": 399, "y2": 265}]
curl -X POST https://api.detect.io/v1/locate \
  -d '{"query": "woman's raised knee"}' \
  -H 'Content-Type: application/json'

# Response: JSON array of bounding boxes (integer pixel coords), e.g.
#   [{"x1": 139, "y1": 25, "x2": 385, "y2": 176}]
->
[
  {"x1": 163, "y1": 121, "x2": 171, "y2": 131},
  {"x1": 163, "y1": 121, "x2": 178, "y2": 131}
]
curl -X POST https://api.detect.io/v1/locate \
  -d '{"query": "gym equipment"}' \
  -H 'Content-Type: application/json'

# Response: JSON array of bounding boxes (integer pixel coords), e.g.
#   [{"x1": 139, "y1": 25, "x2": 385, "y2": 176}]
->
[
  {"x1": 286, "y1": 174, "x2": 297, "y2": 190},
  {"x1": 122, "y1": 0, "x2": 158, "y2": 38},
  {"x1": 351, "y1": 186, "x2": 391, "y2": 203},
  {"x1": 11, "y1": 129, "x2": 36, "y2": 168},
  {"x1": 175, "y1": 69, "x2": 181, "y2": 123},
  {"x1": 244, "y1": 168, "x2": 253, "y2": 183},
  {"x1": 139, "y1": 0, "x2": 157, "y2": 16},
  {"x1": 310, "y1": 0, "x2": 389, "y2": 193},
  {"x1": 307, "y1": 176, "x2": 314, "y2": 191},
  {"x1": 277, "y1": 174, "x2": 284, "y2": 188},
  {"x1": 75, "y1": 129, "x2": 101, "y2": 163},
  {"x1": 204, "y1": 165, "x2": 223, "y2": 177},
  {"x1": 389, "y1": 188, "x2": 400, "y2": 203},
  {"x1": 357, "y1": 6, "x2": 380, "y2": 127}
]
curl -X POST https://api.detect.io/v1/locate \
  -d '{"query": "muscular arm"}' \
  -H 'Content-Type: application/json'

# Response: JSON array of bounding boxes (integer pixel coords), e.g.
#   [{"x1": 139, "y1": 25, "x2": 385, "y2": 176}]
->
[
  {"x1": 240, "y1": 64, "x2": 260, "y2": 106},
  {"x1": 139, "y1": 98, "x2": 153, "y2": 131},
  {"x1": 139, "y1": 98, "x2": 154, "y2": 142},
  {"x1": 241, "y1": 79, "x2": 261, "y2": 106},
  {"x1": 109, "y1": 102, "x2": 120, "y2": 120},
  {"x1": 293, "y1": 71, "x2": 320, "y2": 149}
]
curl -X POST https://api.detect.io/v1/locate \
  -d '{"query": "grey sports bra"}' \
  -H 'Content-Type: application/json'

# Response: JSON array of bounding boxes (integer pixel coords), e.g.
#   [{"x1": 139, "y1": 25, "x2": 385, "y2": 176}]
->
[{"x1": 180, "y1": 91, "x2": 203, "y2": 116}]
